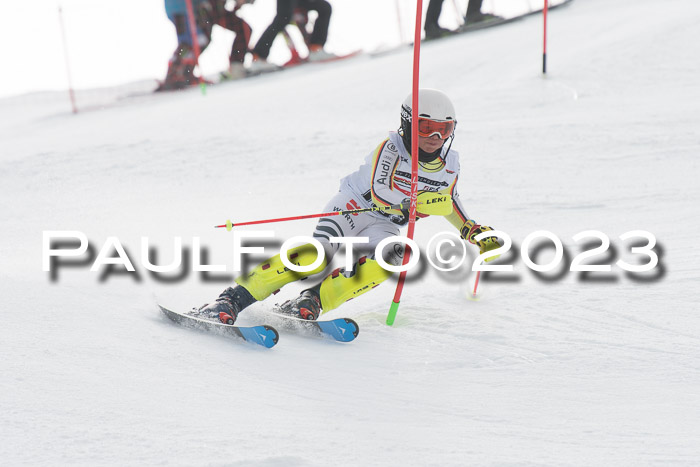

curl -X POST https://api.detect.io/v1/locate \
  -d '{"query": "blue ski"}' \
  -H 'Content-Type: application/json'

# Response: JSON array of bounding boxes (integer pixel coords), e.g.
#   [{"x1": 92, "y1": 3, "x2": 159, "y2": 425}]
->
[
  {"x1": 159, "y1": 305, "x2": 279, "y2": 348},
  {"x1": 267, "y1": 310, "x2": 359, "y2": 343}
]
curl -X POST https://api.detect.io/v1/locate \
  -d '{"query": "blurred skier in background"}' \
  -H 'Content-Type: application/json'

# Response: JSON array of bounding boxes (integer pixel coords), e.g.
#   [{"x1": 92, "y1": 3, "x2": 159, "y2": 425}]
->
[
  {"x1": 425, "y1": 0, "x2": 503, "y2": 39},
  {"x1": 463, "y1": 0, "x2": 503, "y2": 25},
  {"x1": 218, "y1": 0, "x2": 256, "y2": 80},
  {"x1": 159, "y1": 0, "x2": 254, "y2": 91},
  {"x1": 425, "y1": 0, "x2": 455, "y2": 39},
  {"x1": 194, "y1": 89, "x2": 502, "y2": 324},
  {"x1": 249, "y1": 0, "x2": 334, "y2": 73}
]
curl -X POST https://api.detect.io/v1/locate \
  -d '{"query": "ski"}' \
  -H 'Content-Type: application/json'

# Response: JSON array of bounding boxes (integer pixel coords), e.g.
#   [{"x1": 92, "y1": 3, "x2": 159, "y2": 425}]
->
[
  {"x1": 457, "y1": 0, "x2": 575, "y2": 34},
  {"x1": 284, "y1": 50, "x2": 363, "y2": 68},
  {"x1": 371, "y1": 0, "x2": 575, "y2": 57},
  {"x1": 159, "y1": 305, "x2": 279, "y2": 348},
  {"x1": 217, "y1": 51, "x2": 362, "y2": 83},
  {"x1": 266, "y1": 309, "x2": 359, "y2": 343},
  {"x1": 242, "y1": 64, "x2": 284, "y2": 79}
]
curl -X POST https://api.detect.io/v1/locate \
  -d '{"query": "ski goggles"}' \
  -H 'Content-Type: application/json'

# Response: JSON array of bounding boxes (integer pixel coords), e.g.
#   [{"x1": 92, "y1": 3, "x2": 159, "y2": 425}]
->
[{"x1": 417, "y1": 118, "x2": 455, "y2": 139}]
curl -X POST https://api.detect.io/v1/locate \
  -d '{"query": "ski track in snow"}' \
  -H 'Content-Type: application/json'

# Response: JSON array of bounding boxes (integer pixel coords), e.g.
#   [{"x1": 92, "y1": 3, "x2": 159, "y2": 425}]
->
[{"x1": 2, "y1": 0, "x2": 700, "y2": 465}]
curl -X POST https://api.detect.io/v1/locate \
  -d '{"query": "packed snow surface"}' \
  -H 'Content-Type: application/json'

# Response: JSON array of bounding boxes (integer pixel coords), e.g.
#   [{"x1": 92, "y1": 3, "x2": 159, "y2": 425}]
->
[{"x1": 2, "y1": 0, "x2": 699, "y2": 465}]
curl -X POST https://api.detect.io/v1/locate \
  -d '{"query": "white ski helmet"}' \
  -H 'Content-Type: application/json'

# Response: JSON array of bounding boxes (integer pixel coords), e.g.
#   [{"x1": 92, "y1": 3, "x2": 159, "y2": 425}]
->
[{"x1": 399, "y1": 89, "x2": 457, "y2": 150}]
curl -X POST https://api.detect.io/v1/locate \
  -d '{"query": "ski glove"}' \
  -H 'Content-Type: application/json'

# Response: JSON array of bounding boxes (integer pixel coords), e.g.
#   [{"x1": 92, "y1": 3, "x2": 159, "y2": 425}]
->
[
  {"x1": 460, "y1": 220, "x2": 501, "y2": 262},
  {"x1": 402, "y1": 192, "x2": 453, "y2": 216}
]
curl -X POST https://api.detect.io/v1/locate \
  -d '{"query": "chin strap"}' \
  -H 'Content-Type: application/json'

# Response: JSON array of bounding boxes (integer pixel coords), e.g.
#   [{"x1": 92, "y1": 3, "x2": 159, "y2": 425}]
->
[{"x1": 442, "y1": 133, "x2": 455, "y2": 160}]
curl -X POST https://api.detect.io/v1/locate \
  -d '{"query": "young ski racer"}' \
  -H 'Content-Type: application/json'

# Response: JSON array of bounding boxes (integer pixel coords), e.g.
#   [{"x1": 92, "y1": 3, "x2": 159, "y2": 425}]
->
[{"x1": 195, "y1": 89, "x2": 501, "y2": 322}]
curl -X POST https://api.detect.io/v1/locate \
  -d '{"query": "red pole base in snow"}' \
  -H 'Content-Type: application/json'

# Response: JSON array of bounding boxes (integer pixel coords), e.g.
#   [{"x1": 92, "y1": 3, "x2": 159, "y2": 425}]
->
[{"x1": 543, "y1": 53, "x2": 547, "y2": 74}]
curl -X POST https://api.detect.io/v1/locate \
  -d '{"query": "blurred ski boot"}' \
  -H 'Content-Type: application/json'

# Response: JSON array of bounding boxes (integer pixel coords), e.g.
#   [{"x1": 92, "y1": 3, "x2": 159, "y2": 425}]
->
[
  {"x1": 157, "y1": 55, "x2": 197, "y2": 91},
  {"x1": 307, "y1": 44, "x2": 337, "y2": 62},
  {"x1": 249, "y1": 54, "x2": 281, "y2": 74},
  {"x1": 192, "y1": 286, "x2": 256, "y2": 325},
  {"x1": 277, "y1": 290, "x2": 322, "y2": 320},
  {"x1": 221, "y1": 62, "x2": 247, "y2": 81},
  {"x1": 464, "y1": 12, "x2": 503, "y2": 25},
  {"x1": 425, "y1": 24, "x2": 454, "y2": 39}
]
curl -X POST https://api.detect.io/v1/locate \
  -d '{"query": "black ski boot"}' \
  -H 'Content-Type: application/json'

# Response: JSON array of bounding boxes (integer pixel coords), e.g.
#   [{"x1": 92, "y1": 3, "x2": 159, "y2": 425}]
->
[
  {"x1": 193, "y1": 286, "x2": 256, "y2": 325},
  {"x1": 425, "y1": 24, "x2": 454, "y2": 40},
  {"x1": 465, "y1": 12, "x2": 503, "y2": 25},
  {"x1": 156, "y1": 57, "x2": 197, "y2": 91},
  {"x1": 278, "y1": 289, "x2": 322, "y2": 321}
]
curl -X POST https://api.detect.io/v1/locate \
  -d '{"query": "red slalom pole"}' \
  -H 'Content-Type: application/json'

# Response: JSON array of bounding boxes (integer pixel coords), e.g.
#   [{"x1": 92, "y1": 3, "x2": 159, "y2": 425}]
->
[
  {"x1": 542, "y1": 0, "x2": 548, "y2": 74},
  {"x1": 184, "y1": 0, "x2": 206, "y2": 92},
  {"x1": 386, "y1": 0, "x2": 423, "y2": 326},
  {"x1": 57, "y1": 6, "x2": 78, "y2": 114}
]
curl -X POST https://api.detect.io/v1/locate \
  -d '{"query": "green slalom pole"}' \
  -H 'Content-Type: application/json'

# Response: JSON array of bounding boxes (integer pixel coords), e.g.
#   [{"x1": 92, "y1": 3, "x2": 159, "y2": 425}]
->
[{"x1": 387, "y1": 301, "x2": 401, "y2": 326}]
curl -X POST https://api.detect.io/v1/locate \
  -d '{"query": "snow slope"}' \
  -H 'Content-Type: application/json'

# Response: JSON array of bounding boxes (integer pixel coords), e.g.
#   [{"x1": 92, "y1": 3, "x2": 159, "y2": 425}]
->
[{"x1": 2, "y1": 0, "x2": 700, "y2": 465}]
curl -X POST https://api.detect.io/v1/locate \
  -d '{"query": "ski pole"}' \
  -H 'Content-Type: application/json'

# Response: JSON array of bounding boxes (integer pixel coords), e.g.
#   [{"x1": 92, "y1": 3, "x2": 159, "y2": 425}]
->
[
  {"x1": 394, "y1": 0, "x2": 405, "y2": 44},
  {"x1": 58, "y1": 5, "x2": 78, "y2": 114},
  {"x1": 281, "y1": 28, "x2": 303, "y2": 66},
  {"x1": 472, "y1": 270, "x2": 482, "y2": 298},
  {"x1": 184, "y1": 0, "x2": 206, "y2": 94},
  {"x1": 215, "y1": 202, "x2": 409, "y2": 231}
]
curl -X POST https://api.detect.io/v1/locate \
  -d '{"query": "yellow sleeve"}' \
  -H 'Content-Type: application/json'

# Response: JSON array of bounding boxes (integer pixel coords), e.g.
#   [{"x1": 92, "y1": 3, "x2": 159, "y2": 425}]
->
[{"x1": 445, "y1": 177, "x2": 471, "y2": 231}]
